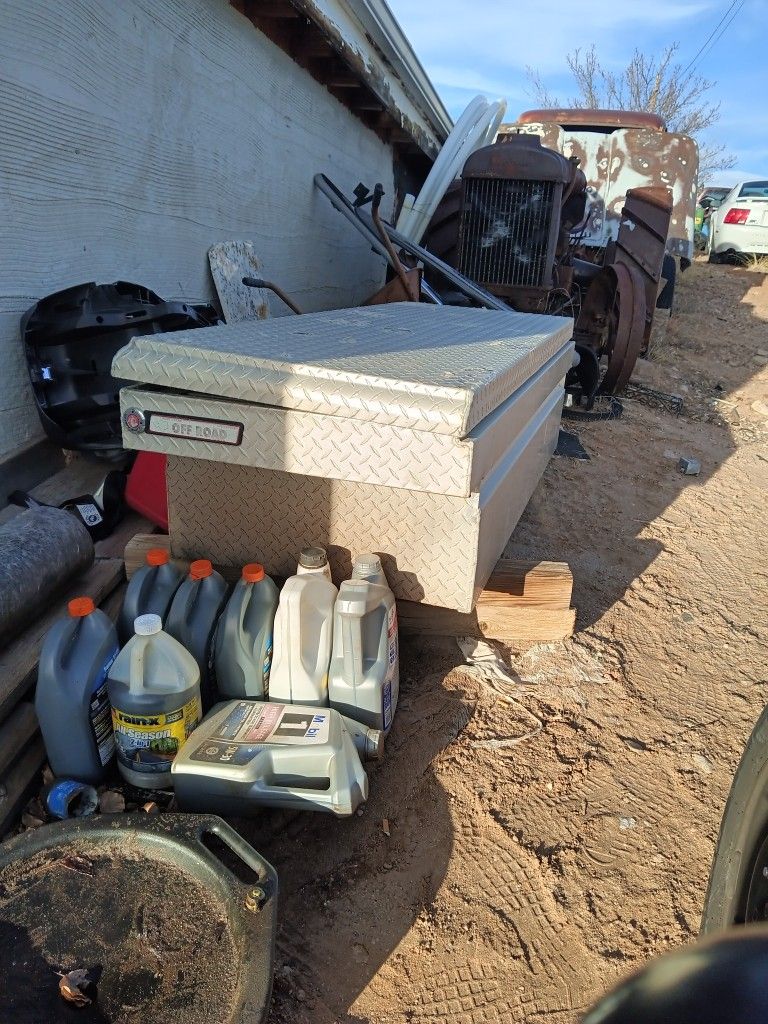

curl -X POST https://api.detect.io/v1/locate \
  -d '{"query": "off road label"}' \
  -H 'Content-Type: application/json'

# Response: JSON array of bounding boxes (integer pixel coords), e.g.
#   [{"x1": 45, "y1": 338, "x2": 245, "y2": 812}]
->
[{"x1": 147, "y1": 412, "x2": 243, "y2": 446}]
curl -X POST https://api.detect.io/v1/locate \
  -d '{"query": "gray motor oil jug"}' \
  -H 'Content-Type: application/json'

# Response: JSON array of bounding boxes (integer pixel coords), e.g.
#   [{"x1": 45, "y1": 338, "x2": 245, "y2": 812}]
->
[
  {"x1": 35, "y1": 596, "x2": 119, "y2": 785},
  {"x1": 165, "y1": 558, "x2": 228, "y2": 707},
  {"x1": 117, "y1": 547, "x2": 184, "y2": 644},
  {"x1": 107, "y1": 614, "x2": 202, "y2": 789},
  {"x1": 172, "y1": 699, "x2": 381, "y2": 817},
  {"x1": 329, "y1": 554, "x2": 399, "y2": 733},
  {"x1": 214, "y1": 563, "x2": 279, "y2": 700}
]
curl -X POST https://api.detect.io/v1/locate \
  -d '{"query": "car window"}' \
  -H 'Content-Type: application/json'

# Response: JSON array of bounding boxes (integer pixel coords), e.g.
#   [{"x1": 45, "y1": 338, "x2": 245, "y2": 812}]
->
[{"x1": 739, "y1": 181, "x2": 768, "y2": 198}]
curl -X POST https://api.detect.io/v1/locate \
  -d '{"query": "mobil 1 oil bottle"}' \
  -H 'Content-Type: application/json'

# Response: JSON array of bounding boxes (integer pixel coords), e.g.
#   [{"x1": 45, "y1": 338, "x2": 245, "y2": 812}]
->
[
  {"x1": 117, "y1": 546, "x2": 184, "y2": 644},
  {"x1": 213, "y1": 563, "x2": 279, "y2": 700},
  {"x1": 172, "y1": 699, "x2": 382, "y2": 817},
  {"x1": 35, "y1": 597, "x2": 119, "y2": 784},
  {"x1": 269, "y1": 548, "x2": 337, "y2": 707},
  {"x1": 107, "y1": 614, "x2": 202, "y2": 789},
  {"x1": 328, "y1": 553, "x2": 399, "y2": 733}
]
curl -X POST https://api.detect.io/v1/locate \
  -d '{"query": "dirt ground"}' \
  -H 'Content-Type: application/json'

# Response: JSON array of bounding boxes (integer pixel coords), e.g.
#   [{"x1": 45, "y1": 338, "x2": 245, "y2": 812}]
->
[{"x1": 239, "y1": 260, "x2": 768, "y2": 1023}]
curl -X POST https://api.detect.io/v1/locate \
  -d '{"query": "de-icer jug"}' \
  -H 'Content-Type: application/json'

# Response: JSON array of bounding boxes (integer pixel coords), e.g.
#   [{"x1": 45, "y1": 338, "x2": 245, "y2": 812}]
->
[
  {"x1": 328, "y1": 553, "x2": 399, "y2": 732},
  {"x1": 269, "y1": 550, "x2": 337, "y2": 707},
  {"x1": 107, "y1": 614, "x2": 202, "y2": 789},
  {"x1": 118, "y1": 547, "x2": 184, "y2": 644},
  {"x1": 214, "y1": 563, "x2": 279, "y2": 699},
  {"x1": 36, "y1": 597, "x2": 119, "y2": 784}
]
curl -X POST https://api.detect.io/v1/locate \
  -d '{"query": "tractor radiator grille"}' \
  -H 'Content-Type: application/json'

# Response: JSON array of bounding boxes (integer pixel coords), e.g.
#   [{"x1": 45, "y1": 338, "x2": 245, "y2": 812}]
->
[{"x1": 459, "y1": 178, "x2": 557, "y2": 290}]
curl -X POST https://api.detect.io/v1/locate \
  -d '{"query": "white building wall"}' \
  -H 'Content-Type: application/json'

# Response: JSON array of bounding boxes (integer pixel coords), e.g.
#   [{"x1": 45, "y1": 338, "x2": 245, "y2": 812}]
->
[{"x1": 0, "y1": 0, "x2": 396, "y2": 458}]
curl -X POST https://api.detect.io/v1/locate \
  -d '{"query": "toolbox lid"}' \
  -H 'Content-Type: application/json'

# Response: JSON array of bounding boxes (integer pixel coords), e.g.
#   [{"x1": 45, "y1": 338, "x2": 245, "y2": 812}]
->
[{"x1": 113, "y1": 304, "x2": 572, "y2": 438}]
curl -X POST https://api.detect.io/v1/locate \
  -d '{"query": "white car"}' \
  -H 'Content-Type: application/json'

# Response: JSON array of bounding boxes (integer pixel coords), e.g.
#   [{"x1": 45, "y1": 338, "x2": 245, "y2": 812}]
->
[{"x1": 709, "y1": 180, "x2": 768, "y2": 262}]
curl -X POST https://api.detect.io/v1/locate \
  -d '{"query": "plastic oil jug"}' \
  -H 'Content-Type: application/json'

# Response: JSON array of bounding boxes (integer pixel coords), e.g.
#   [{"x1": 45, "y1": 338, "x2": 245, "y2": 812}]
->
[
  {"x1": 35, "y1": 597, "x2": 119, "y2": 785},
  {"x1": 269, "y1": 552, "x2": 337, "y2": 707},
  {"x1": 296, "y1": 545, "x2": 333, "y2": 580},
  {"x1": 172, "y1": 699, "x2": 381, "y2": 816},
  {"x1": 329, "y1": 554, "x2": 399, "y2": 733},
  {"x1": 107, "y1": 614, "x2": 202, "y2": 789},
  {"x1": 214, "y1": 563, "x2": 279, "y2": 700},
  {"x1": 117, "y1": 547, "x2": 184, "y2": 644},
  {"x1": 165, "y1": 559, "x2": 228, "y2": 706}
]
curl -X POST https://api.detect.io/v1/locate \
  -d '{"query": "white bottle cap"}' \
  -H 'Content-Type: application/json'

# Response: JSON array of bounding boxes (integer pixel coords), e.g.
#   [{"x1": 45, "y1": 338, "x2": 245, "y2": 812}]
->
[
  {"x1": 134, "y1": 613, "x2": 162, "y2": 636},
  {"x1": 352, "y1": 553, "x2": 382, "y2": 579}
]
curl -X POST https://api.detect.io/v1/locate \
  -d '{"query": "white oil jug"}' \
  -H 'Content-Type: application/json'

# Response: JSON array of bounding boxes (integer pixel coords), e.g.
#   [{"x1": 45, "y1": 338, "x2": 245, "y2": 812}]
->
[
  {"x1": 269, "y1": 548, "x2": 337, "y2": 707},
  {"x1": 329, "y1": 554, "x2": 399, "y2": 733}
]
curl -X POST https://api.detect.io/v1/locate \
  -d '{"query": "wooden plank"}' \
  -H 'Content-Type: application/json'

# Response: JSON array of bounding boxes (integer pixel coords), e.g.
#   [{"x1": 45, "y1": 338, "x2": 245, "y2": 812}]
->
[
  {"x1": 0, "y1": 455, "x2": 105, "y2": 527},
  {"x1": 94, "y1": 508, "x2": 154, "y2": 560},
  {"x1": 397, "y1": 604, "x2": 576, "y2": 645},
  {"x1": 0, "y1": 738, "x2": 46, "y2": 837},
  {"x1": 0, "y1": 704, "x2": 39, "y2": 779},
  {"x1": 0, "y1": 439, "x2": 65, "y2": 503},
  {"x1": 0, "y1": 559, "x2": 125, "y2": 723},
  {"x1": 480, "y1": 560, "x2": 573, "y2": 609}
]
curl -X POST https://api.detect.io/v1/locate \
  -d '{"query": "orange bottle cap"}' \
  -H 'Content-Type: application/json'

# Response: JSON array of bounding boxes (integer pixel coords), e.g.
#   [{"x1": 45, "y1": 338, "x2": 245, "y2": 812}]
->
[
  {"x1": 146, "y1": 548, "x2": 170, "y2": 567},
  {"x1": 242, "y1": 563, "x2": 265, "y2": 583},
  {"x1": 68, "y1": 597, "x2": 95, "y2": 617},
  {"x1": 189, "y1": 559, "x2": 213, "y2": 580}
]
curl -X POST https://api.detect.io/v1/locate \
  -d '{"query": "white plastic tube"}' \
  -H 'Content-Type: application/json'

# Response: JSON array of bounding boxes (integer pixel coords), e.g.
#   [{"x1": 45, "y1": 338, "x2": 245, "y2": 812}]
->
[
  {"x1": 396, "y1": 95, "x2": 488, "y2": 240},
  {"x1": 396, "y1": 96, "x2": 509, "y2": 245}
]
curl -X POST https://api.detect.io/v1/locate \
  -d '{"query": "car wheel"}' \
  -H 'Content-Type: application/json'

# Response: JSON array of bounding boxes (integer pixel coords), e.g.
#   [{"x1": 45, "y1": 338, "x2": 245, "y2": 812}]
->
[{"x1": 701, "y1": 704, "x2": 768, "y2": 934}]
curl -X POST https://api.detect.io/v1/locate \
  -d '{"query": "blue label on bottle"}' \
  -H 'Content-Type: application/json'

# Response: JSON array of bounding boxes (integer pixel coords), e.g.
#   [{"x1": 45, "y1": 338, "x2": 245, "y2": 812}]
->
[
  {"x1": 263, "y1": 634, "x2": 273, "y2": 695},
  {"x1": 383, "y1": 681, "x2": 392, "y2": 731},
  {"x1": 91, "y1": 644, "x2": 119, "y2": 766}
]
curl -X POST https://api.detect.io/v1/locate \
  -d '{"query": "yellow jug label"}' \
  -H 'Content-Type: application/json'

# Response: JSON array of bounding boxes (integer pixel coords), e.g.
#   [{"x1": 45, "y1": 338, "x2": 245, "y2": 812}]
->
[{"x1": 112, "y1": 696, "x2": 201, "y2": 776}]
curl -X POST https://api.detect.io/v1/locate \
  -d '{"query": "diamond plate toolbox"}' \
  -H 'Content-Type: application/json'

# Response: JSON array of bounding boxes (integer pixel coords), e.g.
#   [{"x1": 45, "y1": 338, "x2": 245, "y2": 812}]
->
[
  {"x1": 117, "y1": 304, "x2": 573, "y2": 610},
  {"x1": 113, "y1": 303, "x2": 573, "y2": 435},
  {"x1": 119, "y1": 343, "x2": 572, "y2": 497},
  {"x1": 166, "y1": 387, "x2": 562, "y2": 612}
]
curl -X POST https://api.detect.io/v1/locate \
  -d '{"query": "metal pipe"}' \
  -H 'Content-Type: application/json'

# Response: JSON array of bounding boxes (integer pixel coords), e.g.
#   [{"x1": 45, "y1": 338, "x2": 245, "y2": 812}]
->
[{"x1": 242, "y1": 277, "x2": 303, "y2": 315}]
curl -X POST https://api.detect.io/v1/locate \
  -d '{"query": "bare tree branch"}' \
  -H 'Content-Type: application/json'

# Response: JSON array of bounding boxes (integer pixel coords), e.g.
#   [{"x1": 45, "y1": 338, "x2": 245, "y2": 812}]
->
[{"x1": 526, "y1": 42, "x2": 734, "y2": 176}]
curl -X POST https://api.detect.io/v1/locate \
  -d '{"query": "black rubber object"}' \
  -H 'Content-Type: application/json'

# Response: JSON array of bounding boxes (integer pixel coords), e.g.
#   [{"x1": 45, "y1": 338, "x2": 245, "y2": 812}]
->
[
  {"x1": 21, "y1": 282, "x2": 218, "y2": 459},
  {"x1": 583, "y1": 927, "x2": 768, "y2": 1023},
  {"x1": 701, "y1": 703, "x2": 768, "y2": 934},
  {"x1": 0, "y1": 813, "x2": 278, "y2": 1024},
  {"x1": 656, "y1": 253, "x2": 677, "y2": 310},
  {"x1": 562, "y1": 398, "x2": 624, "y2": 422},
  {"x1": 0, "y1": 506, "x2": 94, "y2": 645}
]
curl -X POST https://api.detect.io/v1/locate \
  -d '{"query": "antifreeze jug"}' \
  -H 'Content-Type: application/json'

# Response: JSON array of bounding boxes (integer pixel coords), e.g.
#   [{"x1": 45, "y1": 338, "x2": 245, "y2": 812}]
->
[
  {"x1": 329, "y1": 554, "x2": 399, "y2": 732},
  {"x1": 36, "y1": 597, "x2": 119, "y2": 784},
  {"x1": 165, "y1": 559, "x2": 228, "y2": 707},
  {"x1": 269, "y1": 550, "x2": 337, "y2": 707},
  {"x1": 172, "y1": 699, "x2": 380, "y2": 816},
  {"x1": 214, "y1": 563, "x2": 279, "y2": 700},
  {"x1": 118, "y1": 547, "x2": 184, "y2": 644},
  {"x1": 107, "y1": 614, "x2": 202, "y2": 789}
]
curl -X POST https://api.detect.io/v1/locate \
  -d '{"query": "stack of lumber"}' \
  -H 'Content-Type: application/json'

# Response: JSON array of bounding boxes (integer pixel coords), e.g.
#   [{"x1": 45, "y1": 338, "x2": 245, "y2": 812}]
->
[
  {"x1": 125, "y1": 534, "x2": 575, "y2": 645},
  {"x1": 0, "y1": 458, "x2": 150, "y2": 835}
]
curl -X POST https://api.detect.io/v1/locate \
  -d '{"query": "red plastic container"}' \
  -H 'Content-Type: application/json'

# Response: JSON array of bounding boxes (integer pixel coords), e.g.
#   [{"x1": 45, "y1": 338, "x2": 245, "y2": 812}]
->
[{"x1": 125, "y1": 452, "x2": 168, "y2": 530}]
